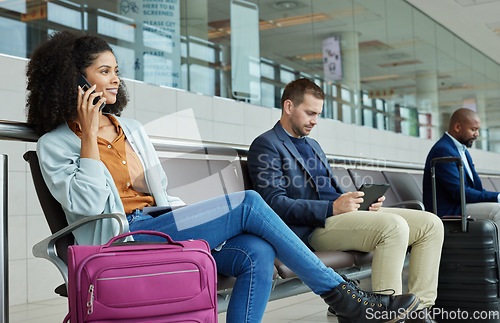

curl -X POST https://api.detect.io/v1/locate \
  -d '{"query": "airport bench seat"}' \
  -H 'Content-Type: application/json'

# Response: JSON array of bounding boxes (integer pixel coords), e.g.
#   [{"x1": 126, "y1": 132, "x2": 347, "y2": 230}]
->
[
  {"x1": 159, "y1": 155, "x2": 376, "y2": 289},
  {"x1": 27, "y1": 146, "x2": 424, "y2": 310}
]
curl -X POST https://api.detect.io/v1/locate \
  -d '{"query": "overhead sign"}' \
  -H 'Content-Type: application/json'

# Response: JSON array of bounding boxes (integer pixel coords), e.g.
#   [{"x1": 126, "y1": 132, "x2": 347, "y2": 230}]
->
[
  {"x1": 368, "y1": 88, "x2": 395, "y2": 99},
  {"x1": 322, "y1": 36, "x2": 343, "y2": 81},
  {"x1": 21, "y1": 4, "x2": 47, "y2": 22}
]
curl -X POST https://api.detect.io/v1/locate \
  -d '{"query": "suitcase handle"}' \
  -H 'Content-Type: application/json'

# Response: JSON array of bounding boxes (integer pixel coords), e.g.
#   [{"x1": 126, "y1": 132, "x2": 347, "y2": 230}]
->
[
  {"x1": 105, "y1": 230, "x2": 184, "y2": 248},
  {"x1": 431, "y1": 157, "x2": 467, "y2": 232}
]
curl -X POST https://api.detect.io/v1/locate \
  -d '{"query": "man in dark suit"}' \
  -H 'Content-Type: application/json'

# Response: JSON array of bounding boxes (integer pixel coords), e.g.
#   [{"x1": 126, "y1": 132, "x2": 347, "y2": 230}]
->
[
  {"x1": 248, "y1": 78, "x2": 443, "y2": 322},
  {"x1": 423, "y1": 108, "x2": 500, "y2": 224}
]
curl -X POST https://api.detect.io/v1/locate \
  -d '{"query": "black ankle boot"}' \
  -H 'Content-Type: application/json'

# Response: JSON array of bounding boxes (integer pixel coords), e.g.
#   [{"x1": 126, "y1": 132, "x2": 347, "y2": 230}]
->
[{"x1": 321, "y1": 280, "x2": 419, "y2": 323}]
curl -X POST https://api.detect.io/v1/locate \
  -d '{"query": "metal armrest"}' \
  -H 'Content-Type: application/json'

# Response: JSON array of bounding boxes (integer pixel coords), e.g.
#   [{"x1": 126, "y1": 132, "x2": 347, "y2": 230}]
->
[
  {"x1": 32, "y1": 213, "x2": 128, "y2": 287},
  {"x1": 388, "y1": 199, "x2": 425, "y2": 210}
]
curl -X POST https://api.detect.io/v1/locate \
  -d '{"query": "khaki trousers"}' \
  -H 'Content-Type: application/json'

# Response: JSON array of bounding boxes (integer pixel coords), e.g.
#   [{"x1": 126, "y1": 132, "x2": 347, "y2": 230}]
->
[{"x1": 309, "y1": 207, "x2": 444, "y2": 310}]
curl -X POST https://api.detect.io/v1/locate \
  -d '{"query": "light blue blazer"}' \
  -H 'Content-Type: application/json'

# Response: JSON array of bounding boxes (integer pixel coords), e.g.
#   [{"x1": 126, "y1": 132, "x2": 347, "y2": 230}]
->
[{"x1": 37, "y1": 116, "x2": 184, "y2": 245}]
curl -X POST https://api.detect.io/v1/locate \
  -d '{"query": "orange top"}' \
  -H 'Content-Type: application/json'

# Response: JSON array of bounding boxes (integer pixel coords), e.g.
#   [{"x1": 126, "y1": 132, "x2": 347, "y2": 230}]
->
[{"x1": 68, "y1": 115, "x2": 155, "y2": 214}]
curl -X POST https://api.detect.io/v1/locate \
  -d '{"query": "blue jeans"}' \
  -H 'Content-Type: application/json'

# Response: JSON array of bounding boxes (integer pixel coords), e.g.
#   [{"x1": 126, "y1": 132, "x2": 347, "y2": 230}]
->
[{"x1": 128, "y1": 190, "x2": 343, "y2": 322}]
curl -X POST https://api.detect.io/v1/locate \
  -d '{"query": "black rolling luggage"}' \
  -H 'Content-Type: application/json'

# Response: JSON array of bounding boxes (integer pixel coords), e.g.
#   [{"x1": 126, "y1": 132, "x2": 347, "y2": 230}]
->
[{"x1": 432, "y1": 157, "x2": 500, "y2": 322}]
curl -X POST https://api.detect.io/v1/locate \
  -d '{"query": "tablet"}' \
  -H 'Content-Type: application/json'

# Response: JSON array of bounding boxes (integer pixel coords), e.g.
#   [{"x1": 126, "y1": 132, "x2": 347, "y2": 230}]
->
[{"x1": 358, "y1": 183, "x2": 390, "y2": 211}]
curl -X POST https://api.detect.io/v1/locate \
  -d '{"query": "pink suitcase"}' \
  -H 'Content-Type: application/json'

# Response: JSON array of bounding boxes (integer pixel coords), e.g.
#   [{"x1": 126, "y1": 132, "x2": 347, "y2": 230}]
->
[{"x1": 63, "y1": 230, "x2": 217, "y2": 323}]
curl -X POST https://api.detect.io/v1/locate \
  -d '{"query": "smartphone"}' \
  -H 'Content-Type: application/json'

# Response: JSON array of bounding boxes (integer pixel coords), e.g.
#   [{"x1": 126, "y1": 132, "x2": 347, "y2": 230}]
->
[
  {"x1": 77, "y1": 74, "x2": 106, "y2": 111},
  {"x1": 358, "y1": 183, "x2": 390, "y2": 211}
]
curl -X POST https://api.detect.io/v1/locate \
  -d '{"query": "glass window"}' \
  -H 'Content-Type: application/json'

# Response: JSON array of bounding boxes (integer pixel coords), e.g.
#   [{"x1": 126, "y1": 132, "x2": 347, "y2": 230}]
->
[
  {"x1": 399, "y1": 106, "x2": 419, "y2": 136},
  {"x1": 362, "y1": 93, "x2": 372, "y2": 107},
  {"x1": 181, "y1": 63, "x2": 188, "y2": 90},
  {"x1": 363, "y1": 109, "x2": 374, "y2": 128},
  {"x1": 2, "y1": 0, "x2": 500, "y2": 150},
  {"x1": 261, "y1": 82, "x2": 276, "y2": 108},
  {"x1": 189, "y1": 41, "x2": 216, "y2": 63},
  {"x1": 341, "y1": 88, "x2": 351, "y2": 103},
  {"x1": 0, "y1": 18, "x2": 26, "y2": 58},
  {"x1": 322, "y1": 101, "x2": 333, "y2": 119},
  {"x1": 261, "y1": 61, "x2": 275, "y2": 79},
  {"x1": 190, "y1": 64, "x2": 215, "y2": 96},
  {"x1": 342, "y1": 105, "x2": 352, "y2": 124},
  {"x1": 332, "y1": 100, "x2": 338, "y2": 120},
  {"x1": 280, "y1": 68, "x2": 295, "y2": 84},
  {"x1": 143, "y1": 54, "x2": 173, "y2": 86},
  {"x1": 109, "y1": 44, "x2": 135, "y2": 80},
  {"x1": 181, "y1": 38, "x2": 187, "y2": 57},
  {"x1": 48, "y1": 2, "x2": 83, "y2": 29},
  {"x1": 98, "y1": 16, "x2": 134, "y2": 42},
  {"x1": 376, "y1": 113, "x2": 386, "y2": 130},
  {"x1": 143, "y1": 28, "x2": 175, "y2": 52},
  {"x1": 353, "y1": 106, "x2": 360, "y2": 126},
  {"x1": 353, "y1": 92, "x2": 359, "y2": 106},
  {"x1": 0, "y1": 0, "x2": 25, "y2": 12}
]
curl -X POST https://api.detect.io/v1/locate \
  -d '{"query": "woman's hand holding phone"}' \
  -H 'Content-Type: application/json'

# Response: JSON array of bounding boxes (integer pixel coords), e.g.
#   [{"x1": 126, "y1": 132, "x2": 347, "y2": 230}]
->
[
  {"x1": 77, "y1": 74, "x2": 106, "y2": 111},
  {"x1": 77, "y1": 85, "x2": 99, "y2": 138},
  {"x1": 77, "y1": 84, "x2": 106, "y2": 161}
]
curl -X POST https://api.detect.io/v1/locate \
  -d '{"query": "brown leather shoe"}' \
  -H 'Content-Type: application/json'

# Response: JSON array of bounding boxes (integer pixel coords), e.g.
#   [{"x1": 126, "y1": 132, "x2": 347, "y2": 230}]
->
[{"x1": 405, "y1": 308, "x2": 437, "y2": 323}]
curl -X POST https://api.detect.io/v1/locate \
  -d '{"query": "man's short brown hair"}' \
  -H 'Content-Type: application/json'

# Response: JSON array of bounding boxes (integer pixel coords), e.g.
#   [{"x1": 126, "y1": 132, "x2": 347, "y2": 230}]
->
[{"x1": 280, "y1": 78, "x2": 325, "y2": 110}]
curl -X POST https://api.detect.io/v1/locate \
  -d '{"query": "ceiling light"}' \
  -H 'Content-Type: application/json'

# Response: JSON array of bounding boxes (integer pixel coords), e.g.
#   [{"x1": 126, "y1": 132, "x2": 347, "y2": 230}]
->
[
  {"x1": 361, "y1": 74, "x2": 400, "y2": 82},
  {"x1": 269, "y1": 13, "x2": 330, "y2": 27},
  {"x1": 208, "y1": 12, "x2": 331, "y2": 40},
  {"x1": 296, "y1": 53, "x2": 323, "y2": 61},
  {"x1": 378, "y1": 60, "x2": 422, "y2": 68},
  {"x1": 273, "y1": 1, "x2": 298, "y2": 10}
]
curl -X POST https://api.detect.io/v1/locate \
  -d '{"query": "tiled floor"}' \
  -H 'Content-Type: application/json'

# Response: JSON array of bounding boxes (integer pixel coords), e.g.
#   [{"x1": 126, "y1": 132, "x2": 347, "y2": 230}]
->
[
  {"x1": 9, "y1": 291, "x2": 338, "y2": 323},
  {"x1": 218, "y1": 292, "x2": 338, "y2": 323}
]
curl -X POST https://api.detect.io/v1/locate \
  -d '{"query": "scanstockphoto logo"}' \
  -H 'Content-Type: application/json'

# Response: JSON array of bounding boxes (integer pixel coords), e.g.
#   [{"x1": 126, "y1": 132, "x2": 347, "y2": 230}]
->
[
  {"x1": 253, "y1": 153, "x2": 388, "y2": 189},
  {"x1": 255, "y1": 153, "x2": 388, "y2": 173},
  {"x1": 335, "y1": 158, "x2": 388, "y2": 170},
  {"x1": 365, "y1": 307, "x2": 500, "y2": 321},
  {"x1": 364, "y1": 307, "x2": 408, "y2": 321}
]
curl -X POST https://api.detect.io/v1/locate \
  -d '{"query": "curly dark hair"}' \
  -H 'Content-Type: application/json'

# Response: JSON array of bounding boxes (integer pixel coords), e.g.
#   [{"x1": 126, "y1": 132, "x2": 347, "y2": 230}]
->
[{"x1": 26, "y1": 31, "x2": 129, "y2": 136}]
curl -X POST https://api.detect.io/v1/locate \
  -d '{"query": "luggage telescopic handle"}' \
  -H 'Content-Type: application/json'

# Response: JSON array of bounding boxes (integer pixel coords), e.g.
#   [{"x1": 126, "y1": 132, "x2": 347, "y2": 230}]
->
[
  {"x1": 104, "y1": 230, "x2": 184, "y2": 248},
  {"x1": 431, "y1": 157, "x2": 467, "y2": 232},
  {"x1": 430, "y1": 156, "x2": 462, "y2": 168}
]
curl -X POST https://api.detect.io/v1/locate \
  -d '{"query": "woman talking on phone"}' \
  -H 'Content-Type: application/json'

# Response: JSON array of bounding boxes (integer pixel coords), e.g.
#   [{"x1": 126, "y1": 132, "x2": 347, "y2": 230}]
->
[{"x1": 26, "y1": 31, "x2": 418, "y2": 323}]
